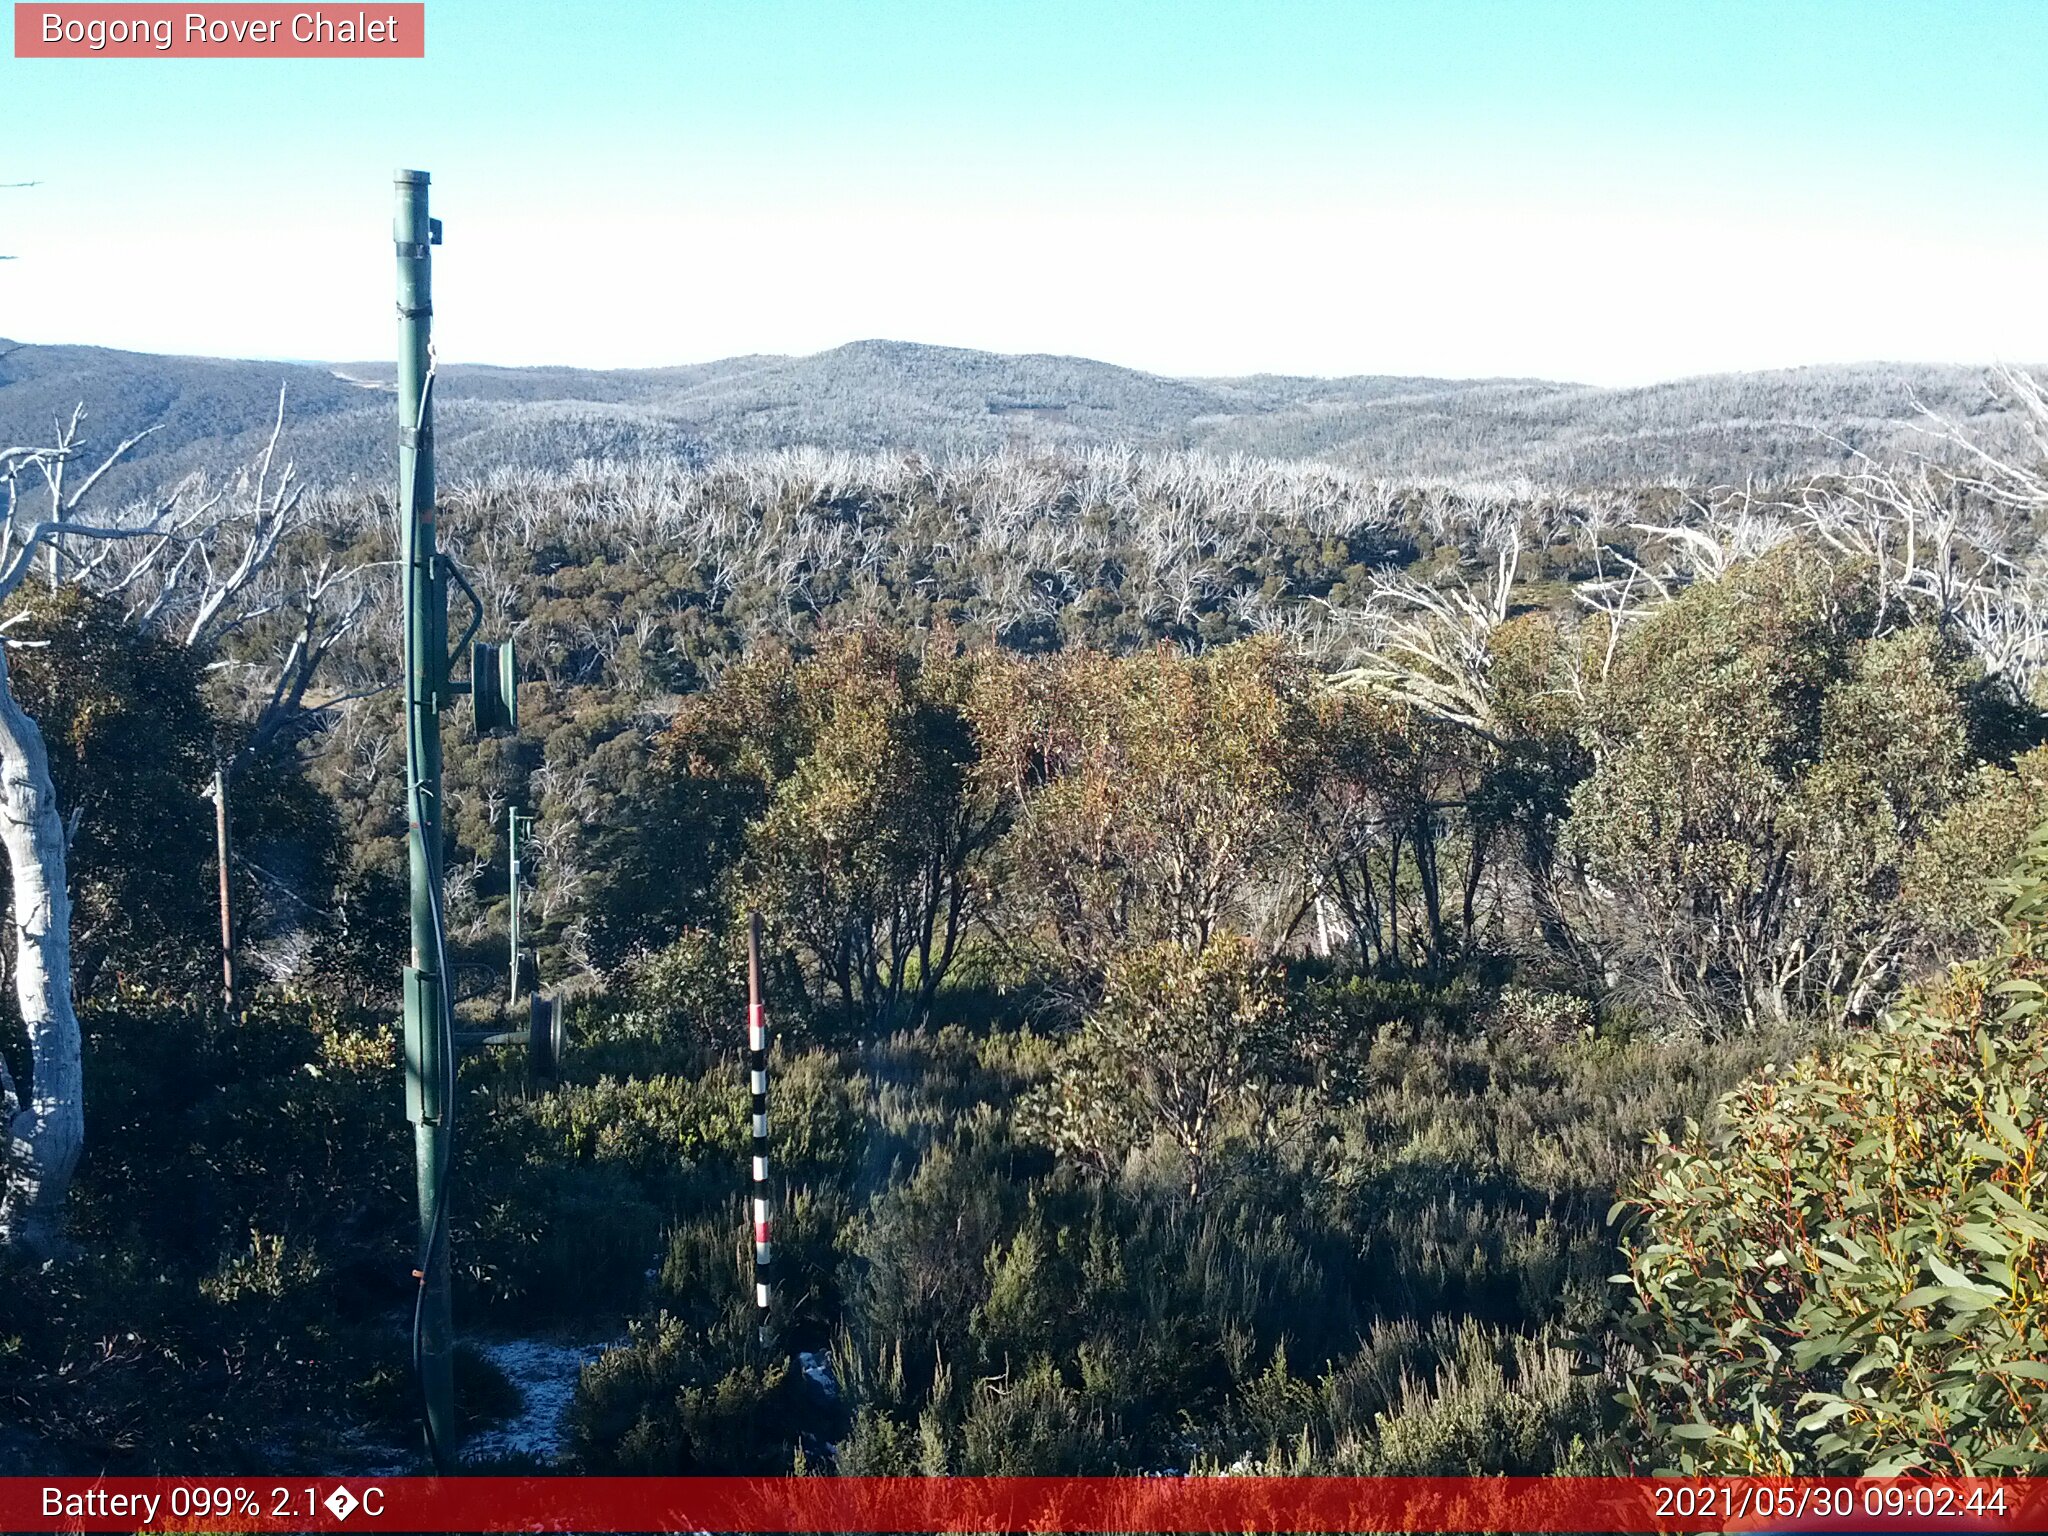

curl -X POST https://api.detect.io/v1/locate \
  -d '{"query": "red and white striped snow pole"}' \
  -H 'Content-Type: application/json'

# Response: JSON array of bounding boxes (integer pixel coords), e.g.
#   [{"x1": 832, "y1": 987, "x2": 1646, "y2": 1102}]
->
[{"x1": 746, "y1": 911, "x2": 772, "y2": 1345}]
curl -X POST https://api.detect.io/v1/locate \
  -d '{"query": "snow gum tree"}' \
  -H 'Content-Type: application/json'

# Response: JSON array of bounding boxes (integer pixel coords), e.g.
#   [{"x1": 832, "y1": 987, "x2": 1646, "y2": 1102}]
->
[
  {"x1": 661, "y1": 625, "x2": 1008, "y2": 1029},
  {"x1": 1021, "y1": 933, "x2": 1287, "y2": 1197},
  {"x1": 0, "y1": 425, "x2": 170, "y2": 1251},
  {"x1": 0, "y1": 634, "x2": 80, "y2": 1254},
  {"x1": 1563, "y1": 548, "x2": 2016, "y2": 1028},
  {"x1": 0, "y1": 399, "x2": 339, "y2": 1252}
]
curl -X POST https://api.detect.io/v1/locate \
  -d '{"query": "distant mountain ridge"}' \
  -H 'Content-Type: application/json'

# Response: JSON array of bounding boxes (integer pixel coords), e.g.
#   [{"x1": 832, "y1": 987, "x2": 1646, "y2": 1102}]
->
[{"x1": 0, "y1": 336, "x2": 2027, "y2": 506}]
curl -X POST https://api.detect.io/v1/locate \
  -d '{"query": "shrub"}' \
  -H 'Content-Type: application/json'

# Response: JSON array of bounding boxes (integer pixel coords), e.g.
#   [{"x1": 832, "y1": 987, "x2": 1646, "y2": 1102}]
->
[
  {"x1": 1347, "y1": 1321, "x2": 1603, "y2": 1474},
  {"x1": 0, "y1": 586, "x2": 214, "y2": 998},
  {"x1": 841, "y1": 1140, "x2": 1018, "y2": 1408},
  {"x1": 459, "y1": 1161, "x2": 662, "y2": 1320},
  {"x1": 525, "y1": 1072, "x2": 747, "y2": 1181},
  {"x1": 1904, "y1": 745, "x2": 2048, "y2": 956},
  {"x1": 972, "y1": 640, "x2": 1322, "y2": 991},
  {"x1": 568, "y1": 1309, "x2": 792, "y2": 1472},
  {"x1": 1020, "y1": 935, "x2": 1288, "y2": 1196},
  {"x1": 0, "y1": 990, "x2": 419, "y2": 1467},
  {"x1": 1203, "y1": 1317, "x2": 1607, "y2": 1475},
  {"x1": 621, "y1": 927, "x2": 745, "y2": 1050},
  {"x1": 957, "y1": 1356, "x2": 1113, "y2": 1473},
  {"x1": 770, "y1": 1049, "x2": 866, "y2": 1177},
  {"x1": 1565, "y1": 554, "x2": 2027, "y2": 1028},
  {"x1": 1613, "y1": 828, "x2": 2048, "y2": 1473}
]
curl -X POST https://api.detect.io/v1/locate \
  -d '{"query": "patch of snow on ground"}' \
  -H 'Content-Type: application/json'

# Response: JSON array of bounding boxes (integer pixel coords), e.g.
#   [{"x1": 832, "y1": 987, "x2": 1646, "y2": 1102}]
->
[
  {"x1": 798, "y1": 1349, "x2": 839, "y2": 1401},
  {"x1": 464, "y1": 1336, "x2": 621, "y2": 1464}
]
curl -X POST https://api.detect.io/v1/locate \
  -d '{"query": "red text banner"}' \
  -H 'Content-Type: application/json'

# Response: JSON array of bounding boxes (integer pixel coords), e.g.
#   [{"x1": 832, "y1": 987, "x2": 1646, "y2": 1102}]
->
[
  {"x1": 3, "y1": 1476, "x2": 2047, "y2": 1533},
  {"x1": 15, "y1": 4, "x2": 424, "y2": 57}
]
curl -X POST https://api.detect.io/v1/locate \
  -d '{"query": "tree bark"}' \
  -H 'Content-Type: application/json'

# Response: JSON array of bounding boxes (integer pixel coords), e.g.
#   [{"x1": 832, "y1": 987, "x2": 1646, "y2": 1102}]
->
[
  {"x1": 213, "y1": 763, "x2": 238, "y2": 1024},
  {"x1": 0, "y1": 646, "x2": 81, "y2": 1255}
]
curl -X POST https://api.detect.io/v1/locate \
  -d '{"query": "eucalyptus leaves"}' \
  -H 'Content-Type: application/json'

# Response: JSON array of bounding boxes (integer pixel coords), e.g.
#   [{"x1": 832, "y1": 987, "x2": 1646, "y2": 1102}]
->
[{"x1": 1614, "y1": 828, "x2": 2048, "y2": 1472}]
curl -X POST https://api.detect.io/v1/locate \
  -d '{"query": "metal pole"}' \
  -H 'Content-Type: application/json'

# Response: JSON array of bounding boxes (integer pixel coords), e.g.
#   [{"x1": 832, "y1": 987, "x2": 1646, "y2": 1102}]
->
[
  {"x1": 746, "y1": 911, "x2": 773, "y2": 1346},
  {"x1": 395, "y1": 167, "x2": 457, "y2": 1465},
  {"x1": 507, "y1": 806, "x2": 523, "y2": 1005}
]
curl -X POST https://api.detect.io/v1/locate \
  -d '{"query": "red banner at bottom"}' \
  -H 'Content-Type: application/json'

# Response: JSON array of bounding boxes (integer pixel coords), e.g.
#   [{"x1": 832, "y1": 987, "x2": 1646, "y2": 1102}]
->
[{"x1": 7, "y1": 1476, "x2": 2048, "y2": 1533}]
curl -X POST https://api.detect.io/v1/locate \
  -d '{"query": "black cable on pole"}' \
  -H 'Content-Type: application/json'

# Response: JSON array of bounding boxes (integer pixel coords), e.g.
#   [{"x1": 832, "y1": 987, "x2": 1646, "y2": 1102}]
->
[
  {"x1": 400, "y1": 350, "x2": 455, "y2": 1475},
  {"x1": 409, "y1": 827, "x2": 456, "y2": 1473}
]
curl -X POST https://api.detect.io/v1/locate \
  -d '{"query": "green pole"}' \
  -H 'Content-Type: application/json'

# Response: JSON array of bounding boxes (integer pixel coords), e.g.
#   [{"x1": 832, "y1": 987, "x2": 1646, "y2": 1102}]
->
[{"x1": 394, "y1": 167, "x2": 457, "y2": 1465}]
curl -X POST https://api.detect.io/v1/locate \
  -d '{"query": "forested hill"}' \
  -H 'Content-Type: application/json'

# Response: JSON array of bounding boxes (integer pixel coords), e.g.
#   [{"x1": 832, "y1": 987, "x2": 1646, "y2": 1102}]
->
[{"x1": 0, "y1": 334, "x2": 2028, "y2": 504}]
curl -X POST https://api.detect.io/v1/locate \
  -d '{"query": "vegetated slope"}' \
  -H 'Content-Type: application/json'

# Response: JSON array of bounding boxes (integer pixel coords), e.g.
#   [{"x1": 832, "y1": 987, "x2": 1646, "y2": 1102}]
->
[
  {"x1": 1196, "y1": 364, "x2": 2027, "y2": 484},
  {"x1": 0, "y1": 335, "x2": 2026, "y2": 506},
  {"x1": 11, "y1": 396, "x2": 2048, "y2": 1473},
  {"x1": 0, "y1": 340, "x2": 375, "y2": 494}
]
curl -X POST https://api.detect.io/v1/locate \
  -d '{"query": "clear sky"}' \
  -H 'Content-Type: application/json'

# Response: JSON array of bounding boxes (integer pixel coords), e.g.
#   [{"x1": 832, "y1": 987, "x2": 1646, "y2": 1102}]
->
[{"x1": 2, "y1": 0, "x2": 2043, "y2": 385}]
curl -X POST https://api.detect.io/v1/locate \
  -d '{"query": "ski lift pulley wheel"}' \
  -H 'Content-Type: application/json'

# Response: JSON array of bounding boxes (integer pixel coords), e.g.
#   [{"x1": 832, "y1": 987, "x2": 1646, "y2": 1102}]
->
[
  {"x1": 528, "y1": 991, "x2": 564, "y2": 1078},
  {"x1": 472, "y1": 639, "x2": 518, "y2": 736}
]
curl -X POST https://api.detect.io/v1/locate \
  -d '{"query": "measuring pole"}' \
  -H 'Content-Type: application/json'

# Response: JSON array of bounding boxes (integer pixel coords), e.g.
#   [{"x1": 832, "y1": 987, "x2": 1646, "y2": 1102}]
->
[
  {"x1": 747, "y1": 912, "x2": 773, "y2": 1345},
  {"x1": 395, "y1": 167, "x2": 457, "y2": 1464},
  {"x1": 507, "y1": 806, "x2": 525, "y2": 1005}
]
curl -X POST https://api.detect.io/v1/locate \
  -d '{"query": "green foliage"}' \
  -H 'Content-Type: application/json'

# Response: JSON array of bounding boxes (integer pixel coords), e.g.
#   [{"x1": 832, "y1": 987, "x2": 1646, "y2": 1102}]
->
[
  {"x1": 1194, "y1": 1318, "x2": 1605, "y2": 1476},
  {"x1": 1, "y1": 586, "x2": 213, "y2": 996},
  {"x1": 1317, "y1": 994, "x2": 1780, "y2": 1330},
  {"x1": 976, "y1": 640, "x2": 1321, "y2": 988},
  {"x1": 619, "y1": 927, "x2": 744, "y2": 1050},
  {"x1": 458, "y1": 1158, "x2": 663, "y2": 1321},
  {"x1": 660, "y1": 628, "x2": 1005, "y2": 1029},
  {"x1": 199, "y1": 1227, "x2": 323, "y2": 1305},
  {"x1": 1905, "y1": 745, "x2": 2048, "y2": 955},
  {"x1": 1334, "y1": 1321, "x2": 1604, "y2": 1474},
  {"x1": 843, "y1": 1138, "x2": 1020, "y2": 1407},
  {"x1": 0, "y1": 989, "x2": 414, "y2": 1465},
  {"x1": 1317, "y1": 621, "x2": 1585, "y2": 973},
  {"x1": 453, "y1": 1067, "x2": 751, "y2": 1318},
  {"x1": 568, "y1": 1308, "x2": 792, "y2": 1472},
  {"x1": 765, "y1": 997, "x2": 1762, "y2": 1477},
  {"x1": 282, "y1": 454, "x2": 2047, "y2": 1044},
  {"x1": 21, "y1": 420, "x2": 2048, "y2": 1483},
  {"x1": 957, "y1": 1356, "x2": 1114, "y2": 1473},
  {"x1": 524, "y1": 1072, "x2": 746, "y2": 1181},
  {"x1": 769, "y1": 1049, "x2": 867, "y2": 1176},
  {"x1": 574, "y1": 697, "x2": 744, "y2": 973},
  {"x1": 1568, "y1": 553, "x2": 2016, "y2": 1027},
  {"x1": 1614, "y1": 830, "x2": 2048, "y2": 1472},
  {"x1": 225, "y1": 741, "x2": 351, "y2": 980},
  {"x1": 1022, "y1": 935, "x2": 1289, "y2": 1194}
]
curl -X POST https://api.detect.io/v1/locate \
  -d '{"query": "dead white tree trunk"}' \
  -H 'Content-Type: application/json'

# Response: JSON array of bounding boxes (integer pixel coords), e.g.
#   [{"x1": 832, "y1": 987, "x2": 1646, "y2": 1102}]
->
[
  {"x1": 0, "y1": 423, "x2": 195, "y2": 1252},
  {"x1": 0, "y1": 398, "x2": 369, "y2": 1251},
  {"x1": 0, "y1": 641, "x2": 78, "y2": 1253},
  {"x1": 109, "y1": 391, "x2": 374, "y2": 1002}
]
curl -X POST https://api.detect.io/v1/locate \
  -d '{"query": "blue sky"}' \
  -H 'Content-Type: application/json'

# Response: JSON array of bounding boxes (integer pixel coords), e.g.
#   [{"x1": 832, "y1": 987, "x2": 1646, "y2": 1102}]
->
[{"x1": 3, "y1": 0, "x2": 2043, "y2": 383}]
